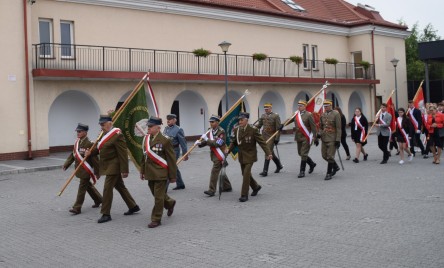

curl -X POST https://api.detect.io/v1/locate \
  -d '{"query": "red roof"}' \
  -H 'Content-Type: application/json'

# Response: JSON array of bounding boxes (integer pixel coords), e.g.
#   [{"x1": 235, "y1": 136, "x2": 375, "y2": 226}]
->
[{"x1": 166, "y1": 0, "x2": 406, "y2": 29}]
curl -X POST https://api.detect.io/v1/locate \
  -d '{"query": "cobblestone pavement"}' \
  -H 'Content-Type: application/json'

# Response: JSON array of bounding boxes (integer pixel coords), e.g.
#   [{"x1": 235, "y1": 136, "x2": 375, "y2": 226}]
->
[{"x1": 1, "y1": 134, "x2": 443, "y2": 268}]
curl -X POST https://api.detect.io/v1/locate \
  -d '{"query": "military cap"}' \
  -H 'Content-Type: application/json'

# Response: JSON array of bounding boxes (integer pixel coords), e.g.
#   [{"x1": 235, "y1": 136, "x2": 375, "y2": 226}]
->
[
  {"x1": 298, "y1": 100, "x2": 307, "y2": 106},
  {"x1": 264, "y1": 103, "x2": 272, "y2": 108},
  {"x1": 238, "y1": 112, "x2": 250, "y2": 119},
  {"x1": 209, "y1": 114, "x2": 220, "y2": 122},
  {"x1": 147, "y1": 116, "x2": 163, "y2": 126},
  {"x1": 75, "y1": 123, "x2": 89, "y2": 132},
  {"x1": 99, "y1": 115, "x2": 112, "y2": 123},
  {"x1": 166, "y1": 114, "x2": 177, "y2": 120},
  {"x1": 323, "y1": 99, "x2": 333, "y2": 106}
]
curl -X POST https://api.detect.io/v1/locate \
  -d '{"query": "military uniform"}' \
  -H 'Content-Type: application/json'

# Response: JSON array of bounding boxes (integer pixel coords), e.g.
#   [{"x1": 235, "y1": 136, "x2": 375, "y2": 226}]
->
[
  {"x1": 319, "y1": 100, "x2": 342, "y2": 180},
  {"x1": 163, "y1": 114, "x2": 187, "y2": 189},
  {"x1": 63, "y1": 125, "x2": 102, "y2": 214},
  {"x1": 141, "y1": 117, "x2": 177, "y2": 228},
  {"x1": 255, "y1": 104, "x2": 283, "y2": 176},
  {"x1": 198, "y1": 118, "x2": 232, "y2": 195},
  {"x1": 229, "y1": 113, "x2": 272, "y2": 201},
  {"x1": 288, "y1": 101, "x2": 318, "y2": 178}
]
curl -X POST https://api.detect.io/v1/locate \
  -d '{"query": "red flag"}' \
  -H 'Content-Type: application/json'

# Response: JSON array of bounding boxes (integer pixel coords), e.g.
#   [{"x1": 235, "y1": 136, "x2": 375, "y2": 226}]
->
[
  {"x1": 306, "y1": 88, "x2": 326, "y2": 128},
  {"x1": 413, "y1": 86, "x2": 425, "y2": 110},
  {"x1": 386, "y1": 96, "x2": 396, "y2": 132}
]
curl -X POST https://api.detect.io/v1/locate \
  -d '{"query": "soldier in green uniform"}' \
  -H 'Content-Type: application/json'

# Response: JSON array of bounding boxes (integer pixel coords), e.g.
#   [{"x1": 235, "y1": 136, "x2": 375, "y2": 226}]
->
[
  {"x1": 63, "y1": 123, "x2": 102, "y2": 215},
  {"x1": 195, "y1": 115, "x2": 232, "y2": 196},
  {"x1": 86, "y1": 115, "x2": 140, "y2": 223},
  {"x1": 288, "y1": 100, "x2": 319, "y2": 178},
  {"x1": 140, "y1": 116, "x2": 177, "y2": 228},
  {"x1": 255, "y1": 103, "x2": 283, "y2": 177},
  {"x1": 226, "y1": 112, "x2": 273, "y2": 202},
  {"x1": 319, "y1": 100, "x2": 342, "y2": 180}
]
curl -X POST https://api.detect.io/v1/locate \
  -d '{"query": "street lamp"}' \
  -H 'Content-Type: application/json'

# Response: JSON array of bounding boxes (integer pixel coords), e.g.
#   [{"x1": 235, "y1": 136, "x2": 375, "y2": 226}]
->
[
  {"x1": 219, "y1": 41, "x2": 231, "y2": 112},
  {"x1": 390, "y1": 58, "x2": 399, "y2": 109}
]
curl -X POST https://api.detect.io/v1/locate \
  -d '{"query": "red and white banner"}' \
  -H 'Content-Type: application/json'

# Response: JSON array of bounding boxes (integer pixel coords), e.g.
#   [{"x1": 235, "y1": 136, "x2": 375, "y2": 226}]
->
[
  {"x1": 307, "y1": 88, "x2": 326, "y2": 114},
  {"x1": 208, "y1": 131, "x2": 225, "y2": 162},
  {"x1": 146, "y1": 74, "x2": 159, "y2": 117},
  {"x1": 97, "y1": 128, "x2": 121, "y2": 151},
  {"x1": 397, "y1": 117, "x2": 410, "y2": 147},
  {"x1": 144, "y1": 134, "x2": 168, "y2": 169},
  {"x1": 295, "y1": 111, "x2": 313, "y2": 143},
  {"x1": 413, "y1": 86, "x2": 425, "y2": 110},
  {"x1": 386, "y1": 97, "x2": 396, "y2": 133},
  {"x1": 354, "y1": 116, "x2": 366, "y2": 142},
  {"x1": 74, "y1": 138, "x2": 97, "y2": 184}
]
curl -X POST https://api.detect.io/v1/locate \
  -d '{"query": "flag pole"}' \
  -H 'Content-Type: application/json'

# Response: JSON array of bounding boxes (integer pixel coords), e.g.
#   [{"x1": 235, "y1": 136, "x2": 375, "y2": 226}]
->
[
  {"x1": 112, "y1": 73, "x2": 148, "y2": 121},
  {"x1": 266, "y1": 81, "x2": 330, "y2": 144},
  {"x1": 57, "y1": 131, "x2": 104, "y2": 196},
  {"x1": 363, "y1": 89, "x2": 395, "y2": 142},
  {"x1": 176, "y1": 90, "x2": 250, "y2": 165}
]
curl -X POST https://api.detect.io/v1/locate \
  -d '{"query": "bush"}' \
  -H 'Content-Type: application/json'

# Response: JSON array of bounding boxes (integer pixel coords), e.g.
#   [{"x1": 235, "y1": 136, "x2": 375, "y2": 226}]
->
[
  {"x1": 289, "y1": 56, "x2": 303, "y2": 64},
  {"x1": 325, "y1": 58, "x2": 339, "y2": 65},
  {"x1": 252, "y1": 53, "x2": 268, "y2": 61},
  {"x1": 192, "y1": 48, "x2": 211, "y2": 58},
  {"x1": 360, "y1": 60, "x2": 370, "y2": 70}
]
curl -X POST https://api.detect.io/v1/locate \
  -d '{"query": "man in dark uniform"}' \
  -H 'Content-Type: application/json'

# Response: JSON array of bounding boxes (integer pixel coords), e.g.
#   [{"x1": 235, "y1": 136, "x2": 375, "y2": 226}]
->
[
  {"x1": 140, "y1": 117, "x2": 177, "y2": 228},
  {"x1": 195, "y1": 115, "x2": 232, "y2": 196},
  {"x1": 86, "y1": 115, "x2": 140, "y2": 223},
  {"x1": 407, "y1": 100, "x2": 426, "y2": 156},
  {"x1": 226, "y1": 112, "x2": 273, "y2": 202},
  {"x1": 163, "y1": 114, "x2": 188, "y2": 190},
  {"x1": 63, "y1": 123, "x2": 102, "y2": 215},
  {"x1": 254, "y1": 103, "x2": 283, "y2": 177},
  {"x1": 288, "y1": 100, "x2": 319, "y2": 178},
  {"x1": 319, "y1": 100, "x2": 341, "y2": 180}
]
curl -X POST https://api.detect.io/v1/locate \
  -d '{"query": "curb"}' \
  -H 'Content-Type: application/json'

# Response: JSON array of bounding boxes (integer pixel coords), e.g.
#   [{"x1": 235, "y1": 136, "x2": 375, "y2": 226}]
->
[{"x1": 0, "y1": 165, "x2": 63, "y2": 176}]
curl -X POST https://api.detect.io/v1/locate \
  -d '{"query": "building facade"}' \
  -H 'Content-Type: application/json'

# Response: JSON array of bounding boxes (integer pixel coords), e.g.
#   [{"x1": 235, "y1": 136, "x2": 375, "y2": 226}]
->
[{"x1": 0, "y1": 0, "x2": 409, "y2": 160}]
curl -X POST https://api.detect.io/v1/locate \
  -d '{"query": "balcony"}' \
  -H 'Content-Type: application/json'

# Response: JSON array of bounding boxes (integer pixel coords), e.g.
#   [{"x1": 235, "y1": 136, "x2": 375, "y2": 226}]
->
[{"x1": 32, "y1": 43, "x2": 376, "y2": 81}]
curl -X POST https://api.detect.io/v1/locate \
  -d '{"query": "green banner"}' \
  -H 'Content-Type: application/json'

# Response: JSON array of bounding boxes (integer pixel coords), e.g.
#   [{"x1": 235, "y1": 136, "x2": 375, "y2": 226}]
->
[
  {"x1": 113, "y1": 84, "x2": 149, "y2": 171},
  {"x1": 220, "y1": 101, "x2": 244, "y2": 160}
]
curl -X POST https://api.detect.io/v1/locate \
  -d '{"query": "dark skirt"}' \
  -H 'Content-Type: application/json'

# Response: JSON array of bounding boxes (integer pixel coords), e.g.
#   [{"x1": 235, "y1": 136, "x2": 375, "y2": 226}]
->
[
  {"x1": 430, "y1": 131, "x2": 443, "y2": 148},
  {"x1": 351, "y1": 131, "x2": 367, "y2": 146}
]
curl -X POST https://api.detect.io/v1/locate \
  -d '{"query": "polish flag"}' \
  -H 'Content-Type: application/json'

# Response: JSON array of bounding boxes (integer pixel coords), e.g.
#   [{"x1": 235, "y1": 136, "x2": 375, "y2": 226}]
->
[{"x1": 413, "y1": 86, "x2": 425, "y2": 110}]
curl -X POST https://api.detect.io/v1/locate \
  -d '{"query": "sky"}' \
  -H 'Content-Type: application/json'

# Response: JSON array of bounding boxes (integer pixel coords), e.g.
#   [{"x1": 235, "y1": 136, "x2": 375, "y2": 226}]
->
[{"x1": 345, "y1": 0, "x2": 443, "y2": 37}]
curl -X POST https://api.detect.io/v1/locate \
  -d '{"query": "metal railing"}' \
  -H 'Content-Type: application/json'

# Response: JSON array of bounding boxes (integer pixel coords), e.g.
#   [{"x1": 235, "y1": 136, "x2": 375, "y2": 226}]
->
[{"x1": 32, "y1": 43, "x2": 376, "y2": 80}]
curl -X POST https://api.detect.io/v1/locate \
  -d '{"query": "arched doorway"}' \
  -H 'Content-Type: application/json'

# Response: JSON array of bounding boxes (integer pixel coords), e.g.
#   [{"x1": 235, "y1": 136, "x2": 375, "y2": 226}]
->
[
  {"x1": 48, "y1": 90, "x2": 100, "y2": 146},
  {"x1": 348, "y1": 91, "x2": 365, "y2": 122},
  {"x1": 292, "y1": 91, "x2": 311, "y2": 112},
  {"x1": 258, "y1": 91, "x2": 286, "y2": 120},
  {"x1": 326, "y1": 91, "x2": 343, "y2": 109},
  {"x1": 170, "y1": 90, "x2": 208, "y2": 135},
  {"x1": 218, "y1": 91, "x2": 250, "y2": 116}
]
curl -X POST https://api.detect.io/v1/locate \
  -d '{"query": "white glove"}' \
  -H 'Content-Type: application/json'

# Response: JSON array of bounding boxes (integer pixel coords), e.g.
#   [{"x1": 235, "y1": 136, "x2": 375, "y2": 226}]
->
[
  {"x1": 416, "y1": 130, "x2": 421, "y2": 134},
  {"x1": 194, "y1": 140, "x2": 201, "y2": 145},
  {"x1": 201, "y1": 133, "x2": 208, "y2": 141}
]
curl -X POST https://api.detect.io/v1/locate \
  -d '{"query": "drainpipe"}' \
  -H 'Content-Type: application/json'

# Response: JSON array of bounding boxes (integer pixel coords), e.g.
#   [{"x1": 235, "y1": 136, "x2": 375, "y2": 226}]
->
[
  {"x1": 371, "y1": 26, "x2": 377, "y2": 117},
  {"x1": 23, "y1": 0, "x2": 33, "y2": 160}
]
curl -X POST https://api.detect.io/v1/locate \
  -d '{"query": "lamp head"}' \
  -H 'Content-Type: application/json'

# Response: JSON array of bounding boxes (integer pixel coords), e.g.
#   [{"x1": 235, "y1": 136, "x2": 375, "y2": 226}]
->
[
  {"x1": 390, "y1": 58, "x2": 399, "y2": 68},
  {"x1": 218, "y1": 41, "x2": 231, "y2": 53}
]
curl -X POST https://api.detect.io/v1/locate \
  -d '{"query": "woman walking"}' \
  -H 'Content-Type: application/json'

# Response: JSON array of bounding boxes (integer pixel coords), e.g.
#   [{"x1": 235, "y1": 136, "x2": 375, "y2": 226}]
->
[
  {"x1": 335, "y1": 107, "x2": 351, "y2": 160},
  {"x1": 350, "y1": 108, "x2": 368, "y2": 163},
  {"x1": 395, "y1": 108, "x2": 414, "y2": 165},
  {"x1": 426, "y1": 105, "x2": 444, "y2": 164}
]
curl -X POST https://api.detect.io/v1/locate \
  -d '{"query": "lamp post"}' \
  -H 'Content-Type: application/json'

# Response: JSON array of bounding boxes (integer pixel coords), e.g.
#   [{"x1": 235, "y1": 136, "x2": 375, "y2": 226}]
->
[
  {"x1": 390, "y1": 58, "x2": 399, "y2": 109},
  {"x1": 219, "y1": 41, "x2": 231, "y2": 112}
]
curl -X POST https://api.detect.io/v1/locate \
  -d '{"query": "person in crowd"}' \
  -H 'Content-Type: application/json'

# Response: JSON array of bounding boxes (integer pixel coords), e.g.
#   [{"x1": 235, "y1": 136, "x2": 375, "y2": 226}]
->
[
  {"x1": 426, "y1": 105, "x2": 444, "y2": 164},
  {"x1": 334, "y1": 107, "x2": 351, "y2": 160},
  {"x1": 350, "y1": 108, "x2": 368, "y2": 163},
  {"x1": 395, "y1": 108, "x2": 414, "y2": 165}
]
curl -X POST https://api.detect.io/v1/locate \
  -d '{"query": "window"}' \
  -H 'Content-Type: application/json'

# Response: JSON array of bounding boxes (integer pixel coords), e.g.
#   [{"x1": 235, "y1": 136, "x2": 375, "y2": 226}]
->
[
  {"x1": 60, "y1": 21, "x2": 74, "y2": 58},
  {"x1": 282, "y1": 0, "x2": 305, "y2": 11},
  {"x1": 302, "y1": 44, "x2": 309, "y2": 69},
  {"x1": 39, "y1": 19, "x2": 53, "y2": 57},
  {"x1": 311, "y1": 45, "x2": 318, "y2": 70}
]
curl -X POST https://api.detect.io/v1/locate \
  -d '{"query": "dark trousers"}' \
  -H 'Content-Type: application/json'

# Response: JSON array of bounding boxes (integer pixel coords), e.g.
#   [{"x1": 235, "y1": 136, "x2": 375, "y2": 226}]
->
[
  {"x1": 340, "y1": 134, "x2": 350, "y2": 156},
  {"x1": 410, "y1": 133, "x2": 425, "y2": 154},
  {"x1": 174, "y1": 148, "x2": 185, "y2": 188},
  {"x1": 378, "y1": 134, "x2": 389, "y2": 160}
]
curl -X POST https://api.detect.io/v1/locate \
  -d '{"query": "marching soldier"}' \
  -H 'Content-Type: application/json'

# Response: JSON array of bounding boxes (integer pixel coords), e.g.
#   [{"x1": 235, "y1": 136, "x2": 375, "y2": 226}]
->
[
  {"x1": 86, "y1": 115, "x2": 140, "y2": 223},
  {"x1": 319, "y1": 100, "x2": 341, "y2": 180},
  {"x1": 254, "y1": 103, "x2": 283, "y2": 177},
  {"x1": 288, "y1": 100, "x2": 319, "y2": 178},
  {"x1": 63, "y1": 123, "x2": 102, "y2": 215},
  {"x1": 195, "y1": 115, "x2": 232, "y2": 197},
  {"x1": 140, "y1": 117, "x2": 177, "y2": 228},
  {"x1": 163, "y1": 114, "x2": 188, "y2": 190},
  {"x1": 226, "y1": 112, "x2": 272, "y2": 202}
]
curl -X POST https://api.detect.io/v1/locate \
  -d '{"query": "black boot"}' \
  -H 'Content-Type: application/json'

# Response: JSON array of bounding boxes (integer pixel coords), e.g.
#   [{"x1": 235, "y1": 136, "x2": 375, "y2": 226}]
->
[
  {"x1": 332, "y1": 162, "x2": 340, "y2": 176},
  {"x1": 307, "y1": 157, "x2": 316, "y2": 174},
  {"x1": 272, "y1": 156, "x2": 283, "y2": 173},
  {"x1": 259, "y1": 160, "x2": 270, "y2": 177},
  {"x1": 325, "y1": 163, "x2": 333, "y2": 180},
  {"x1": 298, "y1": 161, "x2": 306, "y2": 178}
]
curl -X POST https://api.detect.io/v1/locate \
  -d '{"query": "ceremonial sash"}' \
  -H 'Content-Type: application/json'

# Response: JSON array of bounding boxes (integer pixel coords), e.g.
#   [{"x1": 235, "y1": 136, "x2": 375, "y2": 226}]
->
[
  {"x1": 74, "y1": 138, "x2": 97, "y2": 184},
  {"x1": 97, "y1": 128, "x2": 121, "y2": 151},
  {"x1": 354, "y1": 116, "x2": 366, "y2": 142},
  {"x1": 143, "y1": 134, "x2": 168, "y2": 169},
  {"x1": 397, "y1": 117, "x2": 410, "y2": 147},
  {"x1": 295, "y1": 111, "x2": 313, "y2": 143},
  {"x1": 208, "y1": 130, "x2": 225, "y2": 162},
  {"x1": 408, "y1": 109, "x2": 419, "y2": 131}
]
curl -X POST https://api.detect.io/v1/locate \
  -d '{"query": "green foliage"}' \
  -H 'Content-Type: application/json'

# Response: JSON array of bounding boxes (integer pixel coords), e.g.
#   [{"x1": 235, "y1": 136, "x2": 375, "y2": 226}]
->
[
  {"x1": 325, "y1": 58, "x2": 339, "y2": 65},
  {"x1": 192, "y1": 48, "x2": 211, "y2": 57},
  {"x1": 289, "y1": 55, "x2": 303, "y2": 64},
  {"x1": 360, "y1": 61, "x2": 370, "y2": 70},
  {"x1": 252, "y1": 53, "x2": 268, "y2": 61}
]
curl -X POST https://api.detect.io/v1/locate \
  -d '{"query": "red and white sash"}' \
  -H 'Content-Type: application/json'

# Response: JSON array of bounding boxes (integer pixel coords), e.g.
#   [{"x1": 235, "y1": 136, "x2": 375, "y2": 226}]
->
[
  {"x1": 74, "y1": 138, "x2": 97, "y2": 184},
  {"x1": 354, "y1": 116, "x2": 366, "y2": 142},
  {"x1": 208, "y1": 130, "x2": 225, "y2": 162},
  {"x1": 295, "y1": 111, "x2": 313, "y2": 143},
  {"x1": 143, "y1": 134, "x2": 168, "y2": 169},
  {"x1": 97, "y1": 128, "x2": 121, "y2": 151},
  {"x1": 408, "y1": 109, "x2": 419, "y2": 131},
  {"x1": 397, "y1": 117, "x2": 410, "y2": 147}
]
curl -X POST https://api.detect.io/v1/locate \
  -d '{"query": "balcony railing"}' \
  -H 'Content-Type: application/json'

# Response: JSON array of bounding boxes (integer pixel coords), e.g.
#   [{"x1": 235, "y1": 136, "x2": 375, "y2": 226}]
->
[{"x1": 32, "y1": 43, "x2": 376, "y2": 80}]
